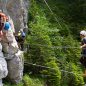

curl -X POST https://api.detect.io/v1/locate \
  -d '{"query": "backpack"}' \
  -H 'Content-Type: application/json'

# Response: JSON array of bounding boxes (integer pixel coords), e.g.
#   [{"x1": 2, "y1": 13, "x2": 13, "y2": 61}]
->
[
  {"x1": 21, "y1": 31, "x2": 26, "y2": 37},
  {"x1": 4, "y1": 22, "x2": 11, "y2": 30}
]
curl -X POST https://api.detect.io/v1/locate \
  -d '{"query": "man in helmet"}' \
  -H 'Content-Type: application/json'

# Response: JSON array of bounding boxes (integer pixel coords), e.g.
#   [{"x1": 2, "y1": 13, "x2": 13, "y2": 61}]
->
[
  {"x1": 15, "y1": 30, "x2": 26, "y2": 51},
  {"x1": 80, "y1": 30, "x2": 86, "y2": 77}
]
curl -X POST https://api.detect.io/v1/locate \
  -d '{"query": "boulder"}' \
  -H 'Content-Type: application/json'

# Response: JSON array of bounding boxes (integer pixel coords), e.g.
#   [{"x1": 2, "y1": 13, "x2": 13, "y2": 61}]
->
[
  {"x1": 7, "y1": 50, "x2": 24, "y2": 83},
  {"x1": 0, "y1": 43, "x2": 8, "y2": 86},
  {"x1": 0, "y1": 43, "x2": 8, "y2": 79}
]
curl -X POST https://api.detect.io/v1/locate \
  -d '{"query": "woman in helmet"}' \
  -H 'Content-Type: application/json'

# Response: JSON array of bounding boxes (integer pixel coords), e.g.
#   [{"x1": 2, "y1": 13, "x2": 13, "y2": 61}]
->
[{"x1": 80, "y1": 30, "x2": 86, "y2": 77}]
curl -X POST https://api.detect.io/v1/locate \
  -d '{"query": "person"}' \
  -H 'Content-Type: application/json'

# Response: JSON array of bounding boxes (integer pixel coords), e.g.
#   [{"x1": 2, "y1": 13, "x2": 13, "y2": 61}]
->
[
  {"x1": 15, "y1": 30, "x2": 26, "y2": 51},
  {"x1": 80, "y1": 30, "x2": 86, "y2": 77},
  {"x1": 2, "y1": 21, "x2": 18, "y2": 54},
  {"x1": 0, "y1": 10, "x2": 8, "y2": 36},
  {"x1": 1, "y1": 19, "x2": 24, "y2": 84},
  {"x1": 20, "y1": 30, "x2": 26, "y2": 50},
  {"x1": 0, "y1": 11, "x2": 23, "y2": 84}
]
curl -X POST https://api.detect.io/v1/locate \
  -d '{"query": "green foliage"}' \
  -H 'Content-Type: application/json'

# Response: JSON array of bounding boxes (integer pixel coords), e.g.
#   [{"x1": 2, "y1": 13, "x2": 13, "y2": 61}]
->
[
  {"x1": 26, "y1": 1, "x2": 54, "y2": 64},
  {"x1": 25, "y1": 0, "x2": 61, "y2": 86},
  {"x1": 41, "y1": 60, "x2": 61, "y2": 86},
  {"x1": 61, "y1": 35, "x2": 80, "y2": 63},
  {"x1": 61, "y1": 63, "x2": 84, "y2": 86},
  {"x1": 23, "y1": 75, "x2": 44, "y2": 86},
  {"x1": 4, "y1": 82, "x2": 23, "y2": 86},
  {"x1": 24, "y1": 0, "x2": 85, "y2": 86},
  {"x1": 4, "y1": 75, "x2": 44, "y2": 86}
]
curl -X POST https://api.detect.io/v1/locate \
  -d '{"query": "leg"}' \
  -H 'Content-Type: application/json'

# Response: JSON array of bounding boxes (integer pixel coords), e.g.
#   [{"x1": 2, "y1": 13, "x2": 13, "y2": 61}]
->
[
  {"x1": 81, "y1": 57, "x2": 86, "y2": 77},
  {"x1": 20, "y1": 43, "x2": 24, "y2": 51}
]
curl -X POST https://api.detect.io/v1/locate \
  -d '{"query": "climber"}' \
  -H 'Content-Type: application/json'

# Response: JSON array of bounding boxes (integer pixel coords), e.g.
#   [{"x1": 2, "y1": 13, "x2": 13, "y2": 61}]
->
[
  {"x1": 0, "y1": 10, "x2": 7, "y2": 36},
  {"x1": 0, "y1": 11, "x2": 8, "y2": 43},
  {"x1": 15, "y1": 30, "x2": 26, "y2": 51},
  {"x1": 80, "y1": 30, "x2": 86, "y2": 77},
  {"x1": 1, "y1": 16, "x2": 23, "y2": 84},
  {"x1": 0, "y1": 10, "x2": 15, "y2": 37},
  {"x1": 20, "y1": 30, "x2": 26, "y2": 51}
]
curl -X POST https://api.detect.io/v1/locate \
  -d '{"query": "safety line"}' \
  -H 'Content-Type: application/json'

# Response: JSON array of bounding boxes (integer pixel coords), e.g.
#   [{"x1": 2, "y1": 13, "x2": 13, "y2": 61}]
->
[
  {"x1": 0, "y1": 0, "x2": 82, "y2": 76},
  {"x1": 43, "y1": 0, "x2": 63, "y2": 29},
  {"x1": 3, "y1": 0, "x2": 83, "y2": 76},
  {"x1": 28, "y1": 43, "x2": 80, "y2": 49},
  {"x1": 24, "y1": 62, "x2": 82, "y2": 76}
]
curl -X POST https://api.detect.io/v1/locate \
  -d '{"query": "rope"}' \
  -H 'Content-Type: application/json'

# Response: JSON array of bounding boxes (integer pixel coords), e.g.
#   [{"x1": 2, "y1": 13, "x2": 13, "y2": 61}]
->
[
  {"x1": 28, "y1": 43, "x2": 80, "y2": 49},
  {"x1": 24, "y1": 62, "x2": 82, "y2": 76},
  {"x1": 43, "y1": 0, "x2": 63, "y2": 29},
  {"x1": 0, "y1": 0, "x2": 82, "y2": 76}
]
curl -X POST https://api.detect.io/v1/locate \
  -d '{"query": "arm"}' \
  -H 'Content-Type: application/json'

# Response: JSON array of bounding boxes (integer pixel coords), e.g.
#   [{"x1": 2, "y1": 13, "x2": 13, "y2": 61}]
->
[
  {"x1": 81, "y1": 38, "x2": 86, "y2": 48},
  {"x1": 81, "y1": 44, "x2": 86, "y2": 48}
]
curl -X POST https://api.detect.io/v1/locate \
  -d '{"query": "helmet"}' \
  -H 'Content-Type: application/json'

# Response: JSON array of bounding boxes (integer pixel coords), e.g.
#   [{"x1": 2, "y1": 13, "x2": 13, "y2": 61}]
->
[
  {"x1": 18, "y1": 31, "x2": 21, "y2": 36},
  {"x1": 80, "y1": 30, "x2": 86, "y2": 36},
  {"x1": 4, "y1": 22, "x2": 11, "y2": 30}
]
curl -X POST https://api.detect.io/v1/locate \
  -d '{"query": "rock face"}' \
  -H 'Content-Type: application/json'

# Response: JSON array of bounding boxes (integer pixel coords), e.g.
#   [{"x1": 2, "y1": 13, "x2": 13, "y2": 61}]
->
[
  {"x1": 0, "y1": 0, "x2": 29, "y2": 85},
  {"x1": 0, "y1": 0, "x2": 29, "y2": 33},
  {"x1": 0, "y1": 43, "x2": 8, "y2": 86},
  {"x1": 0, "y1": 43, "x2": 8, "y2": 79},
  {"x1": 7, "y1": 50, "x2": 24, "y2": 83}
]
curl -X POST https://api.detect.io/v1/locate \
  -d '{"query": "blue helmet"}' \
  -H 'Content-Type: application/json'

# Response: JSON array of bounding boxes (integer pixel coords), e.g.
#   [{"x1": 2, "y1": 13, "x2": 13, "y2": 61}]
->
[{"x1": 4, "y1": 22, "x2": 11, "y2": 30}]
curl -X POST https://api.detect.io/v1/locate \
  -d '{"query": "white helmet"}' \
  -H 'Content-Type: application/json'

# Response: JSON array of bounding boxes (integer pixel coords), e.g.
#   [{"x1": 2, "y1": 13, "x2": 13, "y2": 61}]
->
[{"x1": 80, "y1": 30, "x2": 86, "y2": 36}]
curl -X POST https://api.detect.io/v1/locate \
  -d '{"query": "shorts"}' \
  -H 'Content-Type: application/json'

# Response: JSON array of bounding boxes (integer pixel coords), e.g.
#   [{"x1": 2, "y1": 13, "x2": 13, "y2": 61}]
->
[{"x1": 80, "y1": 56, "x2": 86, "y2": 68}]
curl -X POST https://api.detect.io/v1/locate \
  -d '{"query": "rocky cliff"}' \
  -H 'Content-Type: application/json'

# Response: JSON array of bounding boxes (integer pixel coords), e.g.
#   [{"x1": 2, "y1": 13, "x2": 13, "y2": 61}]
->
[{"x1": 0, "y1": 0, "x2": 29, "y2": 85}]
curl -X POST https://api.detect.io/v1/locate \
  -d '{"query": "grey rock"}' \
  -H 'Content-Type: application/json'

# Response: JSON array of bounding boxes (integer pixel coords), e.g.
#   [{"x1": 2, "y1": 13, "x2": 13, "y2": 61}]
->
[
  {"x1": 0, "y1": 0, "x2": 29, "y2": 33},
  {"x1": 0, "y1": 43, "x2": 8, "y2": 79},
  {"x1": 0, "y1": 0, "x2": 29, "y2": 84},
  {"x1": 7, "y1": 50, "x2": 24, "y2": 83},
  {"x1": 0, "y1": 43, "x2": 2, "y2": 51},
  {"x1": 0, "y1": 80, "x2": 3, "y2": 86},
  {"x1": 0, "y1": 57, "x2": 8, "y2": 79}
]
